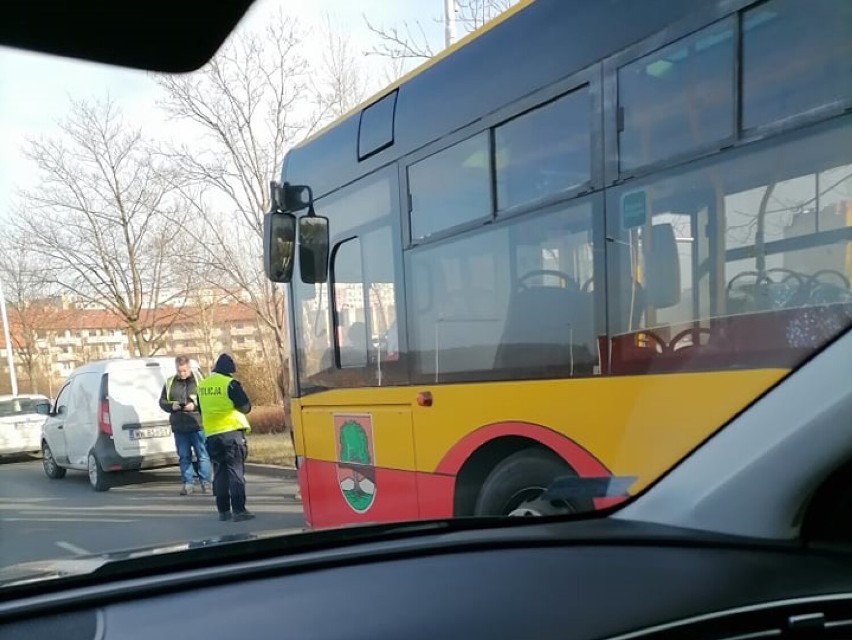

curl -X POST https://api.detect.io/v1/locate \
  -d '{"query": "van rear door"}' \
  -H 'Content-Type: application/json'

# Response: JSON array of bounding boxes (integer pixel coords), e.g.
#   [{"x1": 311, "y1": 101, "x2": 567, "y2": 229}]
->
[{"x1": 108, "y1": 362, "x2": 175, "y2": 459}]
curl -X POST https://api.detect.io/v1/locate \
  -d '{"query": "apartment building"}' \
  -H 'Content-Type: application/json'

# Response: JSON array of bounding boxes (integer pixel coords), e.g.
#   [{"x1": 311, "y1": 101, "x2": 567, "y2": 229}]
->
[{"x1": 0, "y1": 300, "x2": 274, "y2": 395}]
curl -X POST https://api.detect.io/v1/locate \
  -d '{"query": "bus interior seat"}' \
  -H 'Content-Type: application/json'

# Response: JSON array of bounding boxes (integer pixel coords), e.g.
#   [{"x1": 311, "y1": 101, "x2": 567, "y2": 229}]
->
[{"x1": 494, "y1": 284, "x2": 594, "y2": 371}]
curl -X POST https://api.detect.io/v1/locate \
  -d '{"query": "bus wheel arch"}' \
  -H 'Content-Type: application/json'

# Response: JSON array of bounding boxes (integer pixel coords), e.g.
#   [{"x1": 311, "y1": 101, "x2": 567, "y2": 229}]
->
[
  {"x1": 453, "y1": 436, "x2": 544, "y2": 517},
  {"x1": 474, "y1": 446, "x2": 590, "y2": 516},
  {"x1": 445, "y1": 423, "x2": 612, "y2": 517}
]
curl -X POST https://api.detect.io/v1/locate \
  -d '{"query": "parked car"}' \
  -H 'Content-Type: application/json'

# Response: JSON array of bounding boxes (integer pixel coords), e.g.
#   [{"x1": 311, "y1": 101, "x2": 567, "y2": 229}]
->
[
  {"x1": 0, "y1": 394, "x2": 51, "y2": 457},
  {"x1": 40, "y1": 358, "x2": 196, "y2": 491}
]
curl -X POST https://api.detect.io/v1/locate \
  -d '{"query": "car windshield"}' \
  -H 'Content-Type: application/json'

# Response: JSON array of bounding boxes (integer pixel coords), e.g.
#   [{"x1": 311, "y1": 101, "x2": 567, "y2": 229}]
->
[{"x1": 0, "y1": 0, "x2": 850, "y2": 584}]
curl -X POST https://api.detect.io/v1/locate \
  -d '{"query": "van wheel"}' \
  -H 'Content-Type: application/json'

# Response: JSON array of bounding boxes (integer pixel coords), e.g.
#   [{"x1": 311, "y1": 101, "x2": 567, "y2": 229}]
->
[
  {"x1": 42, "y1": 441, "x2": 66, "y2": 479},
  {"x1": 474, "y1": 448, "x2": 590, "y2": 516},
  {"x1": 88, "y1": 451, "x2": 110, "y2": 492}
]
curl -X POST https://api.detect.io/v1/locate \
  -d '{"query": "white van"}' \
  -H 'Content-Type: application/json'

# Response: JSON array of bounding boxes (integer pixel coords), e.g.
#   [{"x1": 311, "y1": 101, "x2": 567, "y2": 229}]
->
[
  {"x1": 41, "y1": 358, "x2": 194, "y2": 491},
  {"x1": 0, "y1": 394, "x2": 51, "y2": 456}
]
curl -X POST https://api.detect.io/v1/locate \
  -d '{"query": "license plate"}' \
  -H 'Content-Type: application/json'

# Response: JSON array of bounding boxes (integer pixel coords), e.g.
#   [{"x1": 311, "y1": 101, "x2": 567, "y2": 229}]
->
[
  {"x1": 14, "y1": 422, "x2": 33, "y2": 431},
  {"x1": 129, "y1": 427, "x2": 171, "y2": 440}
]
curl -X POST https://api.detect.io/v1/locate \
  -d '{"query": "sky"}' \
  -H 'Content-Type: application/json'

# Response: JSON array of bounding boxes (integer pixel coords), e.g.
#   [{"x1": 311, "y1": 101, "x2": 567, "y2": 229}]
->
[{"x1": 0, "y1": 0, "x2": 448, "y2": 224}]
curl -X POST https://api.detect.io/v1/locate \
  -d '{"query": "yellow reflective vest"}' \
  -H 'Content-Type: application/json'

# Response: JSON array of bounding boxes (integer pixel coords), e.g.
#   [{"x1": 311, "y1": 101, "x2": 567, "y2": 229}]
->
[
  {"x1": 197, "y1": 372, "x2": 251, "y2": 437},
  {"x1": 165, "y1": 372, "x2": 202, "y2": 402}
]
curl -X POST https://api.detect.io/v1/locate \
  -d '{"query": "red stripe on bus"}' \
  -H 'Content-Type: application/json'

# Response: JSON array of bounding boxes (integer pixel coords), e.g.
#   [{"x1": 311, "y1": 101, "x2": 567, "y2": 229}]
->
[
  {"x1": 296, "y1": 464, "x2": 313, "y2": 528},
  {"x1": 416, "y1": 472, "x2": 455, "y2": 520},
  {"x1": 434, "y1": 421, "x2": 611, "y2": 478},
  {"x1": 300, "y1": 458, "x2": 420, "y2": 529}
]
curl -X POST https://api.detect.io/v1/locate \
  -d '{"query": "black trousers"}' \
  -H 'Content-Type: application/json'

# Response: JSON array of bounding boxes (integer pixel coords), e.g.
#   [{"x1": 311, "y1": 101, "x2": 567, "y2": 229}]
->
[{"x1": 206, "y1": 430, "x2": 248, "y2": 514}]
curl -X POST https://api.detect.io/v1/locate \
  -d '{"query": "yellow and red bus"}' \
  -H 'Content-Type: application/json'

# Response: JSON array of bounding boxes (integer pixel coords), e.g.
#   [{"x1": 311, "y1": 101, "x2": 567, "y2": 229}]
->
[{"x1": 264, "y1": 0, "x2": 852, "y2": 529}]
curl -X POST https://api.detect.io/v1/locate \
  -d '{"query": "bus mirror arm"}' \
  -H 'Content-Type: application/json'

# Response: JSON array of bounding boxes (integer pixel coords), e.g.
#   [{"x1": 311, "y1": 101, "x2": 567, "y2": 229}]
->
[
  {"x1": 269, "y1": 180, "x2": 315, "y2": 214},
  {"x1": 283, "y1": 182, "x2": 314, "y2": 213}
]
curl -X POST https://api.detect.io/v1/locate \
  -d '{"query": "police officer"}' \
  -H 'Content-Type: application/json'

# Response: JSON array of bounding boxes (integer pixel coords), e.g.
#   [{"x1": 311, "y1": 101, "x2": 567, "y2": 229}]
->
[
  {"x1": 159, "y1": 356, "x2": 211, "y2": 495},
  {"x1": 197, "y1": 353, "x2": 254, "y2": 522}
]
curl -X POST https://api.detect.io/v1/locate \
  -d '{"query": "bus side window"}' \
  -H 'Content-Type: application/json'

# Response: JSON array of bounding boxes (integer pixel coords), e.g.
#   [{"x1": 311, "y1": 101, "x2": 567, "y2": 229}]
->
[
  {"x1": 494, "y1": 87, "x2": 591, "y2": 211},
  {"x1": 362, "y1": 227, "x2": 399, "y2": 368},
  {"x1": 742, "y1": 0, "x2": 852, "y2": 130},
  {"x1": 330, "y1": 227, "x2": 400, "y2": 383},
  {"x1": 618, "y1": 18, "x2": 734, "y2": 173},
  {"x1": 607, "y1": 116, "x2": 852, "y2": 366}
]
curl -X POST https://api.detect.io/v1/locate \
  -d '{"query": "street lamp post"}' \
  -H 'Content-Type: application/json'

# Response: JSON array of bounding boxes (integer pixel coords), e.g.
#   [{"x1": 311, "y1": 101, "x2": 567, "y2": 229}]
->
[
  {"x1": 0, "y1": 277, "x2": 19, "y2": 396},
  {"x1": 444, "y1": 0, "x2": 456, "y2": 48}
]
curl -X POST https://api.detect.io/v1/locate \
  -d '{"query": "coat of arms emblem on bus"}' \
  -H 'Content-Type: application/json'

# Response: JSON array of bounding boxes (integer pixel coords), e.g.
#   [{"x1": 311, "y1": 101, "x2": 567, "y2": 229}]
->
[{"x1": 333, "y1": 414, "x2": 376, "y2": 513}]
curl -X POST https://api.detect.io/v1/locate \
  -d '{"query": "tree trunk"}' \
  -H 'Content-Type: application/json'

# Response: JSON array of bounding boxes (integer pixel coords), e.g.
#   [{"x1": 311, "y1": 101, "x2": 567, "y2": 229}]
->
[{"x1": 130, "y1": 326, "x2": 152, "y2": 357}]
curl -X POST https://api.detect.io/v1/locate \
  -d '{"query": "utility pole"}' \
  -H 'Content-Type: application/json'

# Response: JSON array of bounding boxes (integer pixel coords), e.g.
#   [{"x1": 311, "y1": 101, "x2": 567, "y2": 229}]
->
[
  {"x1": 0, "y1": 277, "x2": 18, "y2": 396},
  {"x1": 444, "y1": 0, "x2": 457, "y2": 48}
]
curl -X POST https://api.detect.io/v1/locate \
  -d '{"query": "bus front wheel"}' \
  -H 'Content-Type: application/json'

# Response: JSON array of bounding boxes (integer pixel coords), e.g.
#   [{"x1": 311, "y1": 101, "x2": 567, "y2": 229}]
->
[{"x1": 473, "y1": 448, "x2": 589, "y2": 517}]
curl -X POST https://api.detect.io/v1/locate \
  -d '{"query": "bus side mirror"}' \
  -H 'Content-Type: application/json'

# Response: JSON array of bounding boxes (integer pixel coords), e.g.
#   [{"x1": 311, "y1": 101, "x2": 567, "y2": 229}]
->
[
  {"x1": 299, "y1": 216, "x2": 330, "y2": 284},
  {"x1": 645, "y1": 223, "x2": 680, "y2": 309},
  {"x1": 263, "y1": 213, "x2": 296, "y2": 283}
]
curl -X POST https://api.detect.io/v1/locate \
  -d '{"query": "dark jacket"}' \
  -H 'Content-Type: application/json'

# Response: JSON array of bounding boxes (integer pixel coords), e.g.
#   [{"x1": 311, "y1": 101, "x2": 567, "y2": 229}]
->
[
  {"x1": 159, "y1": 374, "x2": 204, "y2": 433},
  {"x1": 211, "y1": 354, "x2": 251, "y2": 414}
]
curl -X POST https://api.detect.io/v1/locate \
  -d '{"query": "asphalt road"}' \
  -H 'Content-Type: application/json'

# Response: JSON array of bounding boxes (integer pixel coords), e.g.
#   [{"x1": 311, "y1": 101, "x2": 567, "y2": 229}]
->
[{"x1": 0, "y1": 456, "x2": 305, "y2": 568}]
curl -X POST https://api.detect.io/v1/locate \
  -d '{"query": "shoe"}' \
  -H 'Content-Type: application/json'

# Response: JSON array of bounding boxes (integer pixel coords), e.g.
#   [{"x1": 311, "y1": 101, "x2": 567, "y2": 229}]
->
[
  {"x1": 180, "y1": 483, "x2": 194, "y2": 495},
  {"x1": 232, "y1": 511, "x2": 255, "y2": 522},
  {"x1": 201, "y1": 483, "x2": 210, "y2": 494},
  {"x1": 218, "y1": 511, "x2": 232, "y2": 521}
]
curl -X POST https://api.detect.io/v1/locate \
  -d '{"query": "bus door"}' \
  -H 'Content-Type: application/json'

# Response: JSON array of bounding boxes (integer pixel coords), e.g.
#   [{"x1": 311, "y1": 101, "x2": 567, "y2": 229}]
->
[{"x1": 298, "y1": 228, "x2": 418, "y2": 528}]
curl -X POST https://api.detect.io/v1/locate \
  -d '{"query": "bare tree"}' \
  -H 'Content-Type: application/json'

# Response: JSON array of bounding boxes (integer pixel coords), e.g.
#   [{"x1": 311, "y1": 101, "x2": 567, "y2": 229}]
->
[
  {"x1": 364, "y1": 0, "x2": 519, "y2": 69},
  {"x1": 154, "y1": 14, "x2": 322, "y2": 422},
  {"x1": 455, "y1": 0, "x2": 516, "y2": 30},
  {"x1": 182, "y1": 285, "x2": 233, "y2": 371},
  {"x1": 364, "y1": 15, "x2": 438, "y2": 62},
  {"x1": 0, "y1": 234, "x2": 59, "y2": 393},
  {"x1": 11, "y1": 97, "x2": 187, "y2": 357},
  {"x1": 378, "y1": 56, "x2": 410, "y2": 88},
  {"x1": 314, "y1": 14, "x2": 371, "y2": 119}
]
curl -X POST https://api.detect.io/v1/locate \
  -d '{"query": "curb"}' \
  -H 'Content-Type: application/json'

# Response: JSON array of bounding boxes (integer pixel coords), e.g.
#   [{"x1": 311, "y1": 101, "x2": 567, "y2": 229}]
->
[{"x1": 245, "y1": 462, "x2": 297, "y2": 480}]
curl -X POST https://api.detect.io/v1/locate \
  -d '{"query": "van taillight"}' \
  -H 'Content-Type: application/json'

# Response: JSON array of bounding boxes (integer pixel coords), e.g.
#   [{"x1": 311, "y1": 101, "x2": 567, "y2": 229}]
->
[{"x1": 98, "y1": 399, "x2": 112, "y2": 435}]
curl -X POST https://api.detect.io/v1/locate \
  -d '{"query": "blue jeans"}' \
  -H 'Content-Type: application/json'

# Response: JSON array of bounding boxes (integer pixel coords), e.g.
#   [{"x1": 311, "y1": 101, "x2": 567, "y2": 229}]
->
[{"x1": 174, "y1": 430, "x2": 211, "y2": 485}]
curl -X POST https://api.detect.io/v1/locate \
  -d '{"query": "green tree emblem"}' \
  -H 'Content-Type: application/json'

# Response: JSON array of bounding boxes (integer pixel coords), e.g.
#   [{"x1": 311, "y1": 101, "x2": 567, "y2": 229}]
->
[{"x1": 338, "y1": 419, "x2": 374, "y2": 512}]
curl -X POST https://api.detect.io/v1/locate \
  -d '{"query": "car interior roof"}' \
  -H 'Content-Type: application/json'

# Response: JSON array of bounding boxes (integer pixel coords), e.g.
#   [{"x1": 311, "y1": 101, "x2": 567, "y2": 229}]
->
[{"x1": 1, "y1": 0, "x2": 256, "y2": 72}]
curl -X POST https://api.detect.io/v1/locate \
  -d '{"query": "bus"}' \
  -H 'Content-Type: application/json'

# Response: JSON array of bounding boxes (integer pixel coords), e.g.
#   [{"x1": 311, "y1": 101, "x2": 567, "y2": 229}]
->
[{"x1": 264, "y1": 0, "x2": 852, "y2": 529}]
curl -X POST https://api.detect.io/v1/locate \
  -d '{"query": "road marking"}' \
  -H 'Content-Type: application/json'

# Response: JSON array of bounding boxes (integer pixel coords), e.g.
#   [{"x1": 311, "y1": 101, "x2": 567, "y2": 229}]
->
[
  {"x1": 56, "y1": 541, "x2": 91, "y2": 556},
  {"x1": 3, "y1": 517, "x2": 134, "y2": 523}
]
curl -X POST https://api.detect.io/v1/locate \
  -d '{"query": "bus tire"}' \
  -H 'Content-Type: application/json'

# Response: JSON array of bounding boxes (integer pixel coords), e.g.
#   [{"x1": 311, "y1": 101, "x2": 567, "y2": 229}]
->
[{"x1": 474, "y1": 448, "x2": 588, "y2": 516}]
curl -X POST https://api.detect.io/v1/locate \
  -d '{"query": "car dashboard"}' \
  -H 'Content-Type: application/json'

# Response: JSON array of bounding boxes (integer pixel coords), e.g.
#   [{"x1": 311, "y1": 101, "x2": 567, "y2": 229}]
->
[{"x1": 1, "y1": 519, "x2": 851, "y2": 640}]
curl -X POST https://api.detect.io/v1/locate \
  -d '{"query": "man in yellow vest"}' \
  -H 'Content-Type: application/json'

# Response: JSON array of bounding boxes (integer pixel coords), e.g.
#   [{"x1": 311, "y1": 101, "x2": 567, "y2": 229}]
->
[{"x1": 197, "y1": 353, "x2": 254, "y2": 522}]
